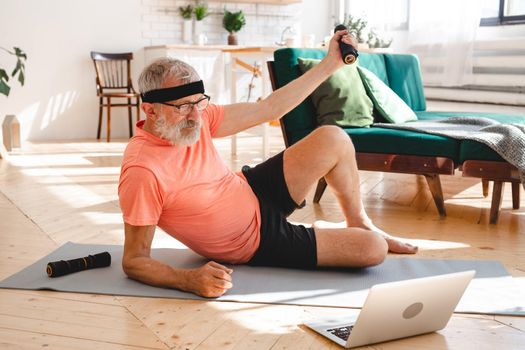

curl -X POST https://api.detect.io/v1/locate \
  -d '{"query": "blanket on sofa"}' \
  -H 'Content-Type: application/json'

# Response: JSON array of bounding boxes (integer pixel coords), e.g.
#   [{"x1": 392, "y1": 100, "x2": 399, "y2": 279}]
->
[{"x1": 375, "y1": 117, "x2": 525, "y2": 187}]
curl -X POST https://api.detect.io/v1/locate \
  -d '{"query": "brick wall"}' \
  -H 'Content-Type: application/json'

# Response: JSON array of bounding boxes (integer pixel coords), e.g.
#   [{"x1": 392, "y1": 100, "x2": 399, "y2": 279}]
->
[{"x1": 141, "y1": 0, "x2": 304, "y2": 46}]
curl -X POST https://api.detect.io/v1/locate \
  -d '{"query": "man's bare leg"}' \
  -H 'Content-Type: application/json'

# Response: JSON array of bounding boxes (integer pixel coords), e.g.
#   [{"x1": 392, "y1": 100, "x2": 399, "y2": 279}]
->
[
  {"x1": 315, "y1": 227, "x2": 388, "y2": 267},
  {"x1": 283, "y1": 125, "x2": 417, "y2": 255},
  {"x1": 312, "y1": 220, "x2": 417, "y2": 255}
]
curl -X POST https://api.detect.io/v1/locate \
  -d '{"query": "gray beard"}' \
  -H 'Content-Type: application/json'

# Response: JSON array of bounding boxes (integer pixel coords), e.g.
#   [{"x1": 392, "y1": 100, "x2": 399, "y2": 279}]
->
[{"x1": 154, "y1": 116, "x2": 202, "y2": 146}]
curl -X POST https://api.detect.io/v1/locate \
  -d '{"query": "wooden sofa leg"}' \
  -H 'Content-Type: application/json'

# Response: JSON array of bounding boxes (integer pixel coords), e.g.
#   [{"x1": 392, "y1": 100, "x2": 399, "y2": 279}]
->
[
  {"x1": 482, "y1": 179, "x2": 489, "y2": 197},
  {"x1": 423, "y1": 174, "x2": 446, "y2": 217},
  {"x1": 313, "y1": 178, "x2": 327, "y2": 203},
  {"x1": 512, "y1": 182, "x2": 520, "y2": 210},
  {"x1": 490, "y1": 181, "x2": 505, "y2": 224}
]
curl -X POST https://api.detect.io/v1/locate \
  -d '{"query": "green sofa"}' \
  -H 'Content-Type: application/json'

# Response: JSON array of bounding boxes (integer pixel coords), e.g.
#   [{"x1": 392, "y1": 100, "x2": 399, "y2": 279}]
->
[{"x1": 268, "y1": 48, "x2": 523, "y2": 224}]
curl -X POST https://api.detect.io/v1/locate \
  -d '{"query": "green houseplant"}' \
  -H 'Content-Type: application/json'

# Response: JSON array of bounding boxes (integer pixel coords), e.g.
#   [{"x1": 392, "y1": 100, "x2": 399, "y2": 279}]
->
[
  {"x1": 193, "y1": 2, "x2": 209, "y2": 21},
  {"x1": 193, "y1": 2, "x2": 209, "y2": 45},
  {"x1": 0, "y1": 47, "x2": 27, "y2": 97},
  {"x1": 179, "y1": 4, "x2": 193, "y2": 43},
  {"x1": 178, "y1": 5, "x2": 193, "y2": 20},
  {"x1": 343, "y1": 15, "x2": 394, "y2": 49},
  {"x1": 367, "y1": 29, "x2": 393, "y2": 49},
  {"x1": 222, "y1": 9, "x2": 246, "y2": 45},
  {"x1": 342, "y1": 15, "x2": 367, "y2": 44}
]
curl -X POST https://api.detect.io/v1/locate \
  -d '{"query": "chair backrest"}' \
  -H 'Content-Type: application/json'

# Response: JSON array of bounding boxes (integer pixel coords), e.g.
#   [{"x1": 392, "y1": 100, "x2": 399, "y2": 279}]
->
[
  {"x1": 90, "y1": 52, "x2": 134, "y2": 92},
  {"x1": 269, "y1": 48, "x2": 427, "y2": 146}
]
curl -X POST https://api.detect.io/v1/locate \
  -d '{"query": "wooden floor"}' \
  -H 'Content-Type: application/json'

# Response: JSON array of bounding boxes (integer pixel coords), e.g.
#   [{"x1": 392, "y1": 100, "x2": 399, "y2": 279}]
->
[{"x1": 1, "y1": 103, "x2": 525, "y2": 349}]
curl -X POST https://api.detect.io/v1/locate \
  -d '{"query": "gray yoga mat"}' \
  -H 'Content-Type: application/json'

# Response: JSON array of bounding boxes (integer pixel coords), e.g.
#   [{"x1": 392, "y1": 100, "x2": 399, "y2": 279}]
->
[{"x1": 1, "y1": 242, "x2": 524, "y2": 316}]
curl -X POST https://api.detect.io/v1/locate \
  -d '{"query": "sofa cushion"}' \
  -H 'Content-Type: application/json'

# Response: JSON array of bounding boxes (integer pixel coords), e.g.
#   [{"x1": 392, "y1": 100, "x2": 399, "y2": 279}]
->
[
  {"x1": 345, "y1": 127, "x2": 460, "y2": 163},
  {"x1": 384, "y1": 54, "x2": 426, "y2": 112},
  {"x1": 358, "y1": 66, "x2": 418, "y2": 124},
  {"x1": 298, "y1": 58, "x2": 374, "y2": 128},
  {"x1": 357, "y1": 53, "x2": 389, "y2": 84},
  {"x1": 417, "y1": 111, "x2": 525, "y2": 163}
]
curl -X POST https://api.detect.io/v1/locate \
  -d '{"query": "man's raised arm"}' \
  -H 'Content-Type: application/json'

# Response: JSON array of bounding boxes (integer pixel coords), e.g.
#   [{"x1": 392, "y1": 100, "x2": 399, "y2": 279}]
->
[
  {"x1": 122, "y1": 223, "x2": 233, "y2": 298},
  {"x1": 214, "y1": 29, "x2": 356, "y2": 138}
]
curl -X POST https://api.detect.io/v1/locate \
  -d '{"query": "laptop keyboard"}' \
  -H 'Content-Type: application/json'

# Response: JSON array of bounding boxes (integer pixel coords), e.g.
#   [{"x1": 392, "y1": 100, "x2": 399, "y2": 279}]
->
[{"x1": 326, "y1": 325, "x2": 354, "y2": 341}]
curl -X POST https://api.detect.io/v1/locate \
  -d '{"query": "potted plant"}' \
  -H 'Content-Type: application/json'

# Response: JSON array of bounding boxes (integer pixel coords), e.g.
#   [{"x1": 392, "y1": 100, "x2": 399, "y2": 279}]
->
[
  {"x1": 0, "y1": 46, "x2": 26, "y2": 97},
  {"x1": 193, "y1": 2, "x2": 209, "y2": 21},
  {"x1": 223, "y1": 9, "x2": 246, "y2": 45},
  {"x1": 343, "y1": 14, "x2": 368, "y2": 48},
  {"x1": 1, "y1": 46, "x2": 27, "y2": 156},
  {"x1": 193, "y1": 2, "x2": 209, "y2": 45},
  {"x1": 367, "y1": 29, "x2": 393, "y2": 49},
  {"x1": 179, "y1": 4, "x2": 193, "y2": 44}
]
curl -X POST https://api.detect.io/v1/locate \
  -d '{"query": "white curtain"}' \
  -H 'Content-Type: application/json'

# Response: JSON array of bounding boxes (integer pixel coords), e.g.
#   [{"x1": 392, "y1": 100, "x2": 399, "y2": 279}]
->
[{"x1": 408, "y1": 0, "x2": 482, "y2": 87}]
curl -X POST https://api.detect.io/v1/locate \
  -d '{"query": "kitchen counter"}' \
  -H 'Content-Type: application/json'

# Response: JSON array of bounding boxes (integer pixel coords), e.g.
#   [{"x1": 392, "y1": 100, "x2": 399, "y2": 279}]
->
[{"x1": 144, "y1": 44, "x2": 280, "y2": 53}]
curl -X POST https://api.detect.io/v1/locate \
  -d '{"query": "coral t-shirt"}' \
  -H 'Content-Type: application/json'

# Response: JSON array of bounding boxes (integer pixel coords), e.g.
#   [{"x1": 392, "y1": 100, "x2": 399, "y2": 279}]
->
[{"x1": 118, "y1": 104, "x2": 260, "y2": 264}]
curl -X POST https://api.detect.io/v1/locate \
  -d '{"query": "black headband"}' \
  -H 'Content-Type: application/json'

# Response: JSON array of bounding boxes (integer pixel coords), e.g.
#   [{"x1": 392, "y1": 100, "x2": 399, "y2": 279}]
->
[{"x1": 141, "y1": 80, "x2": 205, "y2": 103}]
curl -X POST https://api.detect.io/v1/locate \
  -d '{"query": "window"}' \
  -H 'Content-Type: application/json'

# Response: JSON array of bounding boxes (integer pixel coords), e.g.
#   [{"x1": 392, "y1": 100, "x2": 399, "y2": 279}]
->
[
  {"x1": 344, "y1": 0, "x2": 409, "y2": 30},
  {"x1": 481, "y1": 0, "x2": 525, "y2": 25}
]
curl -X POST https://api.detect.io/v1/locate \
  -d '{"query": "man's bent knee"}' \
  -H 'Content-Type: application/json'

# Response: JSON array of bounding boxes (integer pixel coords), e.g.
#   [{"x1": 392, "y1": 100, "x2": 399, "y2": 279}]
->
[
  {"x1": 313, "y1": 126, "x2": 355, "y2": 154},
  {"x1": 315, "y1": 125, "x2": 350, "y2": 142}
]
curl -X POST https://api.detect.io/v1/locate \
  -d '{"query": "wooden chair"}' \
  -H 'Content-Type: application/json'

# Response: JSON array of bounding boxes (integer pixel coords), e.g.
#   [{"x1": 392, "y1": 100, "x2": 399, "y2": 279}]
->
[{"x1": 90, "y1": 52, "x2": 140, "y2": 142}]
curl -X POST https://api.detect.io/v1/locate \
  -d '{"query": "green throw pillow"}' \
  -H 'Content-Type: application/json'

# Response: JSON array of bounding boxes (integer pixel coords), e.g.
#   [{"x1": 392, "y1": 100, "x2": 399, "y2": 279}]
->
[
  {"x1": 298, "y1": 58, "x2": 374, "y2": 128},
  {"x1": 357, "y1": 66, "x2": 418, "y2": 124}
]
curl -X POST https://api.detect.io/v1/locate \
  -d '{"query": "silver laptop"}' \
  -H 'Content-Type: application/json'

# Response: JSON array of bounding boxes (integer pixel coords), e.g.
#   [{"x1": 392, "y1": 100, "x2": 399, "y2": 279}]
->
[{"x1": 304, "y1": 270, "x2": 475, "y2": 348}]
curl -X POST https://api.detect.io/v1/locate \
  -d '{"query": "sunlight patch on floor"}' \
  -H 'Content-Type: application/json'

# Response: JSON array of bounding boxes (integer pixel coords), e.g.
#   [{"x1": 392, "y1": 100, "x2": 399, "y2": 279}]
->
[
  {"x1": 401, "y1": 238, "x2": 471, "y2": 251},
  {"x1": 82, "y1": 211, "x2": 121, "y2": 225},
  {"x1": 8, "y1": 154, "x2": 94, "y2": 167},
  {"x1": 16, "y1": 167, "x2": 112, "y2": 209},
  {"x1": 207, "y1": 302, "x2": 315, "y2": 335}
]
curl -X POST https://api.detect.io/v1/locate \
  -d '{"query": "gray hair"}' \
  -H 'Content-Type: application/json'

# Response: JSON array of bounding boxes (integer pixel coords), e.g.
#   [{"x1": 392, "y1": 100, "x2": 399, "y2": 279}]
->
[{"x1": 138, "y1": 58, "x2": 200, "y2": 93}]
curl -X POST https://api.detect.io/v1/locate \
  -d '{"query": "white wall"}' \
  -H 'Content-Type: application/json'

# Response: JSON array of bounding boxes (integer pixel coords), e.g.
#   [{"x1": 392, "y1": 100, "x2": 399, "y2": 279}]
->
[
  {"x1": 141, "y1": 1, "x2": 303, "y2": 47},
  {"x1": 0, "y1": 0, "x2": 145, "y2": 141},
  {"x1": 300, "y1": 0, "x2": 336, "y2": 46}
]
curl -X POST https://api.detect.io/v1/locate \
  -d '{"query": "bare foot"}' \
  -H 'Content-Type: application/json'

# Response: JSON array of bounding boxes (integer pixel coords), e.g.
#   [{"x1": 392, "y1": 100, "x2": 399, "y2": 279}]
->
[
  {"x1": 363, "y1": 220, "x2": 418, "y2": 254},
  {"x1": 359, "y1": 220, "x2": 418, "y2": 254},
  {"x1": 383, "y1": 236, "x2": 418, "y2": 254},
  {"x1": 313, "y1": 220, "x2": 418, "y2": 254}
]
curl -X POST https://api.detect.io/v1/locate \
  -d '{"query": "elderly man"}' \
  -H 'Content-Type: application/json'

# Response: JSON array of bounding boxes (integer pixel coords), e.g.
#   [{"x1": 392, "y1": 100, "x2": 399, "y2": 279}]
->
[{"x1": 119, "y1": 30, "x2": 417, "y2": 298}]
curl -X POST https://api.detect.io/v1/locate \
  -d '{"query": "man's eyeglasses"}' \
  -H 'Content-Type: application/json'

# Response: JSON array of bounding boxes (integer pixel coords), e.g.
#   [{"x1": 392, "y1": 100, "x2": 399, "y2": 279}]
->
[{"x1": 160, "y1": 94, "x2": 210, "y2": 116}]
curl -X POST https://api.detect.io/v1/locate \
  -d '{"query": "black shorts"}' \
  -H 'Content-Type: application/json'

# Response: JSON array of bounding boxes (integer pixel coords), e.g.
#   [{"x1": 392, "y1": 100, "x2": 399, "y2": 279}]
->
[{"x1": 242, "y1": 151, "x2": 317, "y2": 269}]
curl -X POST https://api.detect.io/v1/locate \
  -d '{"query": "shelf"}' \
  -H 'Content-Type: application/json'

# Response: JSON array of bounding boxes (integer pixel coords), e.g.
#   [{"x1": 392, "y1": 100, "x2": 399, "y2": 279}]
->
[{"x1": 219, "y1": 0, "x2": 302, "y2": 4}]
